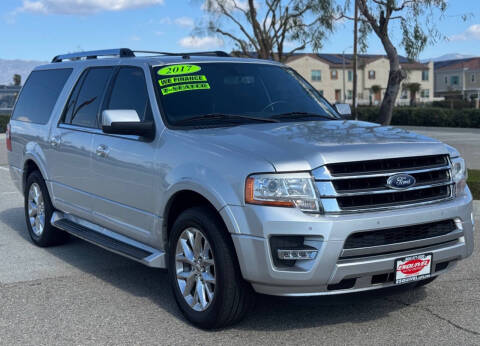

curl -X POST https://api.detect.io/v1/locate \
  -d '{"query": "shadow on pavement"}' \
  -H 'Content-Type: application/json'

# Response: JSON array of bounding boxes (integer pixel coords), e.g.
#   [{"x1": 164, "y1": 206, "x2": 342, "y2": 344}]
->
[{"x1": 0, "y1": 206, "x2": 427, "y2": 331}]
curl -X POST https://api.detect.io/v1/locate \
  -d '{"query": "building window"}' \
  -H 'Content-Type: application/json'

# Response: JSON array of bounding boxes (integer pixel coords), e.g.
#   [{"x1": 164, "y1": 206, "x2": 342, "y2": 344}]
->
[
  {"x1": 331, "y1": 69, "x2": 338, "y2": 80},
  {"x1": 346, "y1": 90, "x2": 352, "y2": 99},
  {"x1": 444, "y1": 76, "x2": 448, "y2": 84},
  {"x1": 401, "y1": 89, "x2": 408, "y2": 99},
  {"x1": 420, "y1": 89, "x2": 430, "y2": 98},
  {"x1": 472, "y1": 73, "x2": 476, "y2": 83},
  {"x1": 311, "y1": 70, "x2": 322, "y2": 81},
  {"x1": 348, "y1": 70, "x2": 353, "y2": 81},
  {"x1": 368, "y1": 70, "x2": 376, "y2": 79},
  {"x1": 422, "y1": 70, "x2": 429, "y2": 81},
  {"x1": 451, "y1": 75, "x2": 459, "y2": 85}
]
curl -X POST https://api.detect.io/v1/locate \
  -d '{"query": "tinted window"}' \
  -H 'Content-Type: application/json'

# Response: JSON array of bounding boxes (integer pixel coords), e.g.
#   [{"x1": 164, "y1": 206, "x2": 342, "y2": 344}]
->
[
  {"x1": 153, "y1": 63, "x2": 338, "y2": 126},
  {"x1": 11, "y1": 69, "x2": 72, "y2": 124},
  {"x1": 70, "y1": 67, "x2": 113, "y2": 128},
  {"x1": 107, "y1": 67, "x2": 152, "y2": 121}
]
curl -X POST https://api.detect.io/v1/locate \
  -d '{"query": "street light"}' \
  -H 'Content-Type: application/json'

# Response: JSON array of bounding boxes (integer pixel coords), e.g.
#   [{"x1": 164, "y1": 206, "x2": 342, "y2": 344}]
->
[{"x1": 342, "y1": 46, "x2": 352, "y2": 103}]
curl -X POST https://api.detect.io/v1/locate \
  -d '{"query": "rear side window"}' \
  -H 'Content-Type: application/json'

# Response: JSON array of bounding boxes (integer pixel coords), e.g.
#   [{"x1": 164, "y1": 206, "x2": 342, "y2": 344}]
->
[
  {"x1": 106, "y1": 67, "x2": 152, "y2": 122},
  {"x1": 11, "y1": 69, "x2": 72, "y2": 124},
  {"x1": 67, "y1": 67, "x2": 113, "y2": 128}
]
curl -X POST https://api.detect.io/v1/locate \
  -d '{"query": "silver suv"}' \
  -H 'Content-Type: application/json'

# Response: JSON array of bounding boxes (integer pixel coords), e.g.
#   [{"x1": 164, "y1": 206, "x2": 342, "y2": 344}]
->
[{"x1": 6, "y1": 49, "x2": 475, "y2": 329}]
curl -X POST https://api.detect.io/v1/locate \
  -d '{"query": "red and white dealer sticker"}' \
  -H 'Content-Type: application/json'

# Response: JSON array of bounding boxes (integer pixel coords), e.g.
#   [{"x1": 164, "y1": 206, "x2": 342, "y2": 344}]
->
[{"x1": 395, "y1": 254, "x2": 432, "y2": 284}]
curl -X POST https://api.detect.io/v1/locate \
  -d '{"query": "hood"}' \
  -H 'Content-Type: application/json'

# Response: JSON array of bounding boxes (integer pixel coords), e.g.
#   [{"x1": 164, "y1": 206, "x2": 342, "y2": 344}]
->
[{"x1": 181, "y1": 120, "x2": 449, "y2": 171}]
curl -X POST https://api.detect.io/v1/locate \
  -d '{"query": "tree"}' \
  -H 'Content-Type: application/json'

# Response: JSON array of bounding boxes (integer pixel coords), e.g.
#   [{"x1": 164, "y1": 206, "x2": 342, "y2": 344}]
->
[
  {"x1": 200, "y1": 0, "x2": 336, "y2": 62},
  {"x1": 339, "y1": 0, "x2": 454, "y2": 125},
  {"x1": 404, "y1": 82, "x2": 421, "y2": 106},
  {"x1": 13, "y1": 74, "x2": 21, "y2": 86},
  {"x1": 370, "y1": 84, "x2": 382, "y2": 105}
]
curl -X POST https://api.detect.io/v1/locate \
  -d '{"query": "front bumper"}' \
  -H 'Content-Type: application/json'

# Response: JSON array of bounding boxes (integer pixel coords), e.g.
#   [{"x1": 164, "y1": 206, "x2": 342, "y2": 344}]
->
[{"x1": 222, "y1": 189, "x2": 474, "y2": 296}]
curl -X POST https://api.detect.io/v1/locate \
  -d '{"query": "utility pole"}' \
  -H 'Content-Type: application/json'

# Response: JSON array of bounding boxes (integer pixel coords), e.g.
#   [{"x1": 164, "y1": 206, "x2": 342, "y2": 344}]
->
[
  {"x1": 342, "y1": 52, "x2": 346, "y2": 102},
  {"x1": 352, "y1": 0, "x2": 359, "y2": 120}
]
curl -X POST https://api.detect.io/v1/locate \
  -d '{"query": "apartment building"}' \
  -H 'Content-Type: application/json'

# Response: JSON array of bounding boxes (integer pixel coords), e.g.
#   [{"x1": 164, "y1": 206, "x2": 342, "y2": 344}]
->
[
  {"x1": 286, "y1": 53, "x2": 434, "y2": 105},
  {"x1": 434, "y1": 57, "x2": 480, "y2": 100}
]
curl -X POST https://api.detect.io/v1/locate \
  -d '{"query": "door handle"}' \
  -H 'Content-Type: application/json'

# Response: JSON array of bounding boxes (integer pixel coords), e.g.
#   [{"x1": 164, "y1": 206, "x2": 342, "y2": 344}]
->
[
  {"x1": 96, "y1": 144, "x2": 109, "y2": 158},
  {"x1": 50, "y1": 136, "x2": 61, "y2": 147}
]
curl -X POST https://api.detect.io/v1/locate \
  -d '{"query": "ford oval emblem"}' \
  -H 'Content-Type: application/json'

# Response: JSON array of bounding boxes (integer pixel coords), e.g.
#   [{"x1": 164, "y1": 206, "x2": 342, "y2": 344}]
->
[{"x1": 386, "y1": 174, "x2": 416, "y2": 190}]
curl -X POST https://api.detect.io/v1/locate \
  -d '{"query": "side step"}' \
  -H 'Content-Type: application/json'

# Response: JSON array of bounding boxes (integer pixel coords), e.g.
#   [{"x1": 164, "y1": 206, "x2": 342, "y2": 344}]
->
[{"x1": 52, "y1": 212, "x2": 166, "y2": 268}]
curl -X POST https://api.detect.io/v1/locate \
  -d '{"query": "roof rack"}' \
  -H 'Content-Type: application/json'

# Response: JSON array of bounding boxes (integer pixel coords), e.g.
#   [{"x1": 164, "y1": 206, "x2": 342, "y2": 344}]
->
[
  {"x1": 52, "y1": 48, "x2": 135, "y2": 63},
  {"x1": 51, "y1": 48, "x2": 230, "y2": 63}
]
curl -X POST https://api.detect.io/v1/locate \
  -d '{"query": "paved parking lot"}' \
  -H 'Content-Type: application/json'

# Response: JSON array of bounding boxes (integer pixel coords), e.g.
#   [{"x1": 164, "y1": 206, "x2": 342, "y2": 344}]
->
[
  {"x1": 0, "y1": 161, "x2": 479, "y2": 344},
  {"x1": 400, "y1": 126, "x2": 480, "y2": 169}
]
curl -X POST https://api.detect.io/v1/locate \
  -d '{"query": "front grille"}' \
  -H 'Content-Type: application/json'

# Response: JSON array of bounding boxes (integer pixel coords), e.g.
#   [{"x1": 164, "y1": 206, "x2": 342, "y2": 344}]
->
[
  {"x1": 314, "y1": 155, "x2": 454, "y2": 213},
  {"x1": 344, "y1": 220, "x2": 456, "y2": 249}
]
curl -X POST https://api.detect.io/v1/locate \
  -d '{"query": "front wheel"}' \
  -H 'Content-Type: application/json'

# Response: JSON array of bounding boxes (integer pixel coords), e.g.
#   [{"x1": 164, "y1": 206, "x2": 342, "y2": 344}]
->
[{"x1": 168, "y1": 206, "x2": 254, "y2": 329}]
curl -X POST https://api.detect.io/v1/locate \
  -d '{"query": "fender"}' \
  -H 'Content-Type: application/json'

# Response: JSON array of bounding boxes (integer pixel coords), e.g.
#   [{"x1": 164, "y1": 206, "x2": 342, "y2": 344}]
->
[{"x1": 22, "y1": 142, "x2": 51, "y2": 195}]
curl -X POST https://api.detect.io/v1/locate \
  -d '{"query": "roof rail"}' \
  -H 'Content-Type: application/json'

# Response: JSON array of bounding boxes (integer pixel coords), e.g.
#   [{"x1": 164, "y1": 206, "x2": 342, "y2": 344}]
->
[
  {"x1": 51, "y1": 48, "x2": 135, "y2": 63},
  {"x1": 132, "y1": 50, "x2": 231, "y2": 57},
  {"x1": 51, "y1": 49, "x2": 231, "y2": 63}
]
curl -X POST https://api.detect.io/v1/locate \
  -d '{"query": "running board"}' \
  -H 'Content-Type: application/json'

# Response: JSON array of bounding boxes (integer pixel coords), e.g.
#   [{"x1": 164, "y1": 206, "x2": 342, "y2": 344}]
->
[{"x1": 51, "y1": 211, "x2": 166, "y2": 268}]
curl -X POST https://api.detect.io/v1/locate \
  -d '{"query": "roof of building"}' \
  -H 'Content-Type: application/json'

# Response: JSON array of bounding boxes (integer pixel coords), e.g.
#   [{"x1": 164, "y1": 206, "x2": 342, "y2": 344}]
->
[
  {"x1": 435, "y1": 57, "x2": 480, "y2": 72},
  {"x1": 286, "y1": 53, "x2": 428, "y2": 70}
]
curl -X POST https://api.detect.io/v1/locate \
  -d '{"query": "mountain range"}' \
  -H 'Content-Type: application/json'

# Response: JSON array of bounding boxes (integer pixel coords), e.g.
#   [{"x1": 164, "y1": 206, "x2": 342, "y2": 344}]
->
[{"x1": 0, "y1": 59, "x2": 47, "y2": 86}]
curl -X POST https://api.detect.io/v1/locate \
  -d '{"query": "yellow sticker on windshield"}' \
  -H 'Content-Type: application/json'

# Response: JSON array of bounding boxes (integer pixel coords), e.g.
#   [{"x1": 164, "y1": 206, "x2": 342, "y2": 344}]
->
[
  {"x1": 161, "y1": 83, "x2": 210, "y2": 95},
  {"x1": 159, "y1": 75, "x2": 207, "y2": 87},
  {"x1": 157, "y1": 64, "x2": 201, "y2": 76}
]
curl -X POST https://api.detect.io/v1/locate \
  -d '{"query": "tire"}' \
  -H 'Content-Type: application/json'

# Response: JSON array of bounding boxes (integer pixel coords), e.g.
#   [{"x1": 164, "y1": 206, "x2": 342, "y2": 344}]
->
[
  {"x1": 24, "y1": 170, "x2": 69, "y2": 247},
  {"x1": 168, "y1": 206, "x2": 254, "y2": 329},
  {"x1": 415, "y1": 276, "x2": 437, "y2": 288}
]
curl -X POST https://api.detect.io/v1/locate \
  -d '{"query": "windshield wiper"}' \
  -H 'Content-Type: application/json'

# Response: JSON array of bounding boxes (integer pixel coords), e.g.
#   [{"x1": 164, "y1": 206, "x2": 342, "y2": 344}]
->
[
  {"x1": 271, "y1": 112, "x2": 335, "y2": 120},
  {"x1": 175, "y1": 113, "x2": 279, "y2": 125}
]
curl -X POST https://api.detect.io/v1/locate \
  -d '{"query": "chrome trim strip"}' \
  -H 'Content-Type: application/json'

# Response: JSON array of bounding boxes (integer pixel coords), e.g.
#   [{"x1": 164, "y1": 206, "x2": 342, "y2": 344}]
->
[
  {"x1": 314, "y1": 165, "x2": 451, "y2": 181},
  {"x1": 340, "y1": 229, "x2": 463, "y2": 258},
  {"x1": 320, "y1": 193, "x2": 454, "y2": 214},
  {"x1": 318, "y1": 180, "x2": 453, "y2": 197}
]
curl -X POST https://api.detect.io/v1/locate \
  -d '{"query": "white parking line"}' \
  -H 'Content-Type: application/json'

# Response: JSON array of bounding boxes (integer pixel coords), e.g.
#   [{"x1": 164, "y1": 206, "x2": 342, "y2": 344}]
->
[{"x1": 0, "y1": 166, "x2": 9, "y2": 171}]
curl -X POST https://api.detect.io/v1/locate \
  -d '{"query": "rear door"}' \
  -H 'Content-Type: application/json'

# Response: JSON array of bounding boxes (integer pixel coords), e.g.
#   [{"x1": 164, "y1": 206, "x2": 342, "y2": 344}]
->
[
  {"x1": 91, "y1": 66, "x2": 157, "y2": 243},
  {"x1": 49, "y1": 66, "x2": 114, "y2": 220}
]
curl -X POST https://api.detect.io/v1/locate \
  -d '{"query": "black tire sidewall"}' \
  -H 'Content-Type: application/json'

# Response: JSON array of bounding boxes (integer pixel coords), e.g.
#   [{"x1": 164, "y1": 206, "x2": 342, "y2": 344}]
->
[{"x1": 167, "y1": 207, "x2": 237, "y2": 328}]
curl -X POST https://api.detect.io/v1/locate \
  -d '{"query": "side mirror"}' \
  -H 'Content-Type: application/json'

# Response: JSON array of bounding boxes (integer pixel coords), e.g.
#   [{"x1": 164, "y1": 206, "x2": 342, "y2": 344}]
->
[
  {"x1": 101, "y1": 109, "x2": 155, "y2": 138},
  {"x1": 334, "y1": 103, "x2": 352, "y2": 119}
]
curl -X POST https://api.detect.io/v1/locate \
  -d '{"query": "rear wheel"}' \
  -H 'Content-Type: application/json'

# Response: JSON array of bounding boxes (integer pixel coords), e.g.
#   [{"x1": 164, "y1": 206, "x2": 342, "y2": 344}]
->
[
  {"x1": 24, "y1": 170, "x2": 68, "y2": 247},
  {"x1": 168, "y1": 206, "x2": 254, "y2": 329}
]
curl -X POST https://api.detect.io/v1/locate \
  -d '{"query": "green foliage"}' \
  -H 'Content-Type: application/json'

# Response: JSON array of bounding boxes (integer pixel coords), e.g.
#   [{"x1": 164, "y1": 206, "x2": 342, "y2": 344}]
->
[
  {"x1": 202, "y1": 0, "x2": 336, "y2": 62},
  {"x1": 357, "y1": 107, "x2": 480, "y2": 128},
  {"x1": 468, "y1": 170, "x2": 480, "y2": 200},
  {"x1": 0, "y1": 115, "x2": 9, "y2": 133},
  {"x1": 13, "y1": 74, "x2": 21, "y2": 86},
  {"x1": 404, "y1": 83, "x2": 421, "y2": 93},
  {"x1": 370, "y1": 84, "x2": 382, "y2": 94}
]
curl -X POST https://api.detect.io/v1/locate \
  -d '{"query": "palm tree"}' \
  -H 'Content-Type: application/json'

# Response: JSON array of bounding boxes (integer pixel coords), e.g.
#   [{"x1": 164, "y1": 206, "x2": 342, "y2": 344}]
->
[
  {"x1": 404, "y1": 82, "x2": 421, "y2": 106},
  {"x1": 13, "y1": 74, "x2": 21, "y2": 86}
]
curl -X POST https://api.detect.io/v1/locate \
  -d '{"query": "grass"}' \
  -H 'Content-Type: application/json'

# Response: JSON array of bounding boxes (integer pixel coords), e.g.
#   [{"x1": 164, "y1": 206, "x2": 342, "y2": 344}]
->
[{"x1": 468, "y1": 169, "x2": 480, "y2": 200}]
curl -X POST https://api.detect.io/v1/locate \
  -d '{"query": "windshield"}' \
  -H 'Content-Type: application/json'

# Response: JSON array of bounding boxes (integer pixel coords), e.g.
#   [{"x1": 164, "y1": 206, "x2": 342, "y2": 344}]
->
[{"x1": 152, "y1": 62, "x2": 340, "y2": 127}]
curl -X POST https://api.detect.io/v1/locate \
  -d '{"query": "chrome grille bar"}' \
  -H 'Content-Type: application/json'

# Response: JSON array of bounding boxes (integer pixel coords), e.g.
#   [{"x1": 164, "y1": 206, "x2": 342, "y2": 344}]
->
[{"x1": 313, "y1": 155, "x2": 454, "y2": 213}]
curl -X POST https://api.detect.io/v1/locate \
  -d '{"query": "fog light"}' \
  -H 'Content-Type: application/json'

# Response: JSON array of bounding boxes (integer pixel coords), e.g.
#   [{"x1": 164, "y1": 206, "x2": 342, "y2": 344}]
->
[{"x1": 277, "y1": 249, "x2": 318, "y2": 260}]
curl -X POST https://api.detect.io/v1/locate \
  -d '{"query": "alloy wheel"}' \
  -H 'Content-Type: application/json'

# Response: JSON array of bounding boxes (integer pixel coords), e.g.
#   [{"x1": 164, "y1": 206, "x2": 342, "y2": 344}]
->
[{"x1": 175, "y1": 227, "x2": 216, "y2": 312}]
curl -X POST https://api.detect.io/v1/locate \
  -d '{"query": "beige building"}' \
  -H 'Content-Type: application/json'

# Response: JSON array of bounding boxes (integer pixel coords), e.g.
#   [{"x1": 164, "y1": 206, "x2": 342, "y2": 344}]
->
[
  {"x1": 286, "y1": 53, "x2": 434, "y2": 105},
  {"x1": 434, "y1": 58, "x2": 480, "y2": 100}
]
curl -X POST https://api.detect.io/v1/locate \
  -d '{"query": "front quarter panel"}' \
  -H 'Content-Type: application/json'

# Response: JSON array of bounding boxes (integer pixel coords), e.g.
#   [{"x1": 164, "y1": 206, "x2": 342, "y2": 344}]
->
[{"x1": 156, "y1": 129, "x2": 275, "y2": 219}]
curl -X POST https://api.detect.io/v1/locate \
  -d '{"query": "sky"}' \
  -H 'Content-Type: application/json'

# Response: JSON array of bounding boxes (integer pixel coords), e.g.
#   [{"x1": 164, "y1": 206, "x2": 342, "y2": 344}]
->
[{"x1": 0, "y1": 0, "x2": 479, "y2": 62}]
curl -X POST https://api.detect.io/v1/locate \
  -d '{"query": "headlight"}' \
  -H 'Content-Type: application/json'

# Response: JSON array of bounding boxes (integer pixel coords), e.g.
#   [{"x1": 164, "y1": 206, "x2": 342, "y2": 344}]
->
[
  {"x1": 451, "y1": 156, "x2": 467, "y2": 195},
  {"x1": 245, "y1": 173, "x2": 320, "y2": 212}
]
